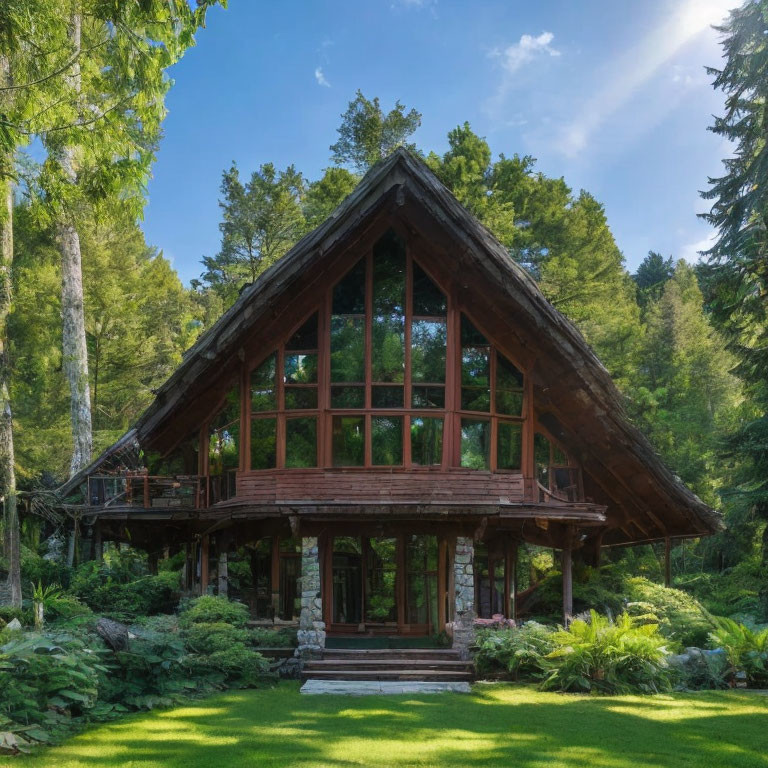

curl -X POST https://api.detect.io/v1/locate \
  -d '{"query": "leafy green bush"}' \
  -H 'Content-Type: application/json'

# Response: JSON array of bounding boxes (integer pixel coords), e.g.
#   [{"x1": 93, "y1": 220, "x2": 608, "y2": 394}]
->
[
  {"x1": 189, "y1": 645, "x2": 270, "y2": 688},
  {"x1": 179, "y1": 595, "x2": 249, "y2": 628},
  {"x1": 70, "y1": 562, "x2": 180, "y2": 620},
  {"x1": 475, "y1": 623, "x2": 555, "y2": 680},
  {"x1": 183, "y1": 622, "x2": 250, "y2": 654},
  {"x1": 624, "y1": 578, "x2": 713, "y2": 648},
  {"x1": 541, "y1": 610, "x2": 673, "y2": 694},
  {"x1": 0, "y1": 631, "x2": 107, "y2": 753},
  {"x1": 708, "y1": 617, "x2": 768, "y2": 687},
  {"x1": 248, "y1": 626, "x2": 298, "y2": 648}
]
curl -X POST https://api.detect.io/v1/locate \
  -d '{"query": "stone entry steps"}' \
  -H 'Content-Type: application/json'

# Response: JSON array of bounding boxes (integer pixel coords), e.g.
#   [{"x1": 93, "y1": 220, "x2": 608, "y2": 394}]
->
[
  {"x1": 300, "y1": 680, "x2": 472, "y2": 695},
  {"x1": 302, "y1": 648, "x2": 474, "y2": 683}
]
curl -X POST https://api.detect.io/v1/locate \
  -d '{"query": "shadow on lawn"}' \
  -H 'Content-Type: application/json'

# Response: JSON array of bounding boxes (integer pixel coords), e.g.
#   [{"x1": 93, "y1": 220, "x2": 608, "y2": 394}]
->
[{"x1": 20, "y1": 684, "x2": 768, "y2": 768}]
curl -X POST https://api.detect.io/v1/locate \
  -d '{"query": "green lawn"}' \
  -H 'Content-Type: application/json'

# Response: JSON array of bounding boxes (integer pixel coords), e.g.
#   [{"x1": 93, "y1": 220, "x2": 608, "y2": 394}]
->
[{"x1": 15, "y1": 683, "x2": 768, "y2": 768}]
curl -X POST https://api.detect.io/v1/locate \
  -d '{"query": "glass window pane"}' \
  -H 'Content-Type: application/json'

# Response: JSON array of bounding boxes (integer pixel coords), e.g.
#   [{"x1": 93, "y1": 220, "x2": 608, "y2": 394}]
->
[
  {"x1": 285, "y1": 418, "x2": 317, "y2": 468},
  {"x1": 330, "y1": 316, "x2": 365, "y2": 383},
  {"x1": 462, "y1": 347, "x2": 489, "y2": 387},
  {"x1": 496, "y1": 389, "x2": 524, "y2": 416},
  {"x1": 366, "y1": 538, "x2": 397, "y2": 623},
  {"x1": 251, "y1": 353, "x2": 277, "y2": 412},
  {"x1": 461, "y1": 315, "x2": 488, "y2": 346},
  {"x1": 412, "y1": 263, "x2": 446, "y2": 316},
  {"x1": 372, "y1": 232, "x2": 405, "y2": 383},
  {"x1": 212, "y1": 387, "x2": 240, "y2": 431},
  {"x1": 497, "y1": 353, "x2": 524, "y2": 388},
  {"x1": 331, "y1": 385, "x2": 365, "y2": 408},
  {"x1": 412, "y1": 319, "x2": 446, "y2": 383},
  {"x1": 285, "y1": 387, "x2": 318, "y2": 410},
  {"x1": 461, "y1": 387, "x2": 490, "y2": 412},
  {"x1": 412, "y1": 386, "x2": 445, "y2": 409},
  {"x1": 332, "y1": 259, "x2": 366, "y2": 315},
  {"x1": 496, "y1": 353, "x2": 524, "y2": 416},
  {"x1": 372, "y1": 416, "x2": 403, "y2": 466},
  {"x1": 209, "y1": 422, "x2": 239, "y2": 474},
  {"x1": 332, "y1": 416, "x2": 365, "y2": 466},
  {"x1": 251, "y1": 417, "x2": 276, "y2": 470},
  {"x1": 286, "y1": 313, "x2": 318, "y2": 351},
  {"x1": 534, "y1": 432, "x2": 551, "y2": 486},
  {"x1": 497, "y1": 422, "x2": 522, "y2": 470},
  {"x1": 371, "y1": 385, "x2": 403, "y2": 408},
  {"x1": 284, "y1": 353, "x2": 317, "y2": 384},
  {"x1": 552, "y1": 443, "x2": 568, "y2": 465},
  {"x1": 461, "y1": 419, "x2": 490, "y2": 470},
  {"x1": 411, "y1": 417, "x2": 443, "y2": 466}
]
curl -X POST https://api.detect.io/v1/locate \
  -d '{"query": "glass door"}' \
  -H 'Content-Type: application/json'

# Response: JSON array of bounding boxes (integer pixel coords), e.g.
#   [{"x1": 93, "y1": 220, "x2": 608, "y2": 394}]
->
[
  {"x1": 365, "y1": 538, "x2": 397, "y2": 624},
  {"x1": 332, "y1": 537, "x2": 363, "y2": 624},
  {"x1": 405, "y1": 535, "x2": 438, "y2": 631}
]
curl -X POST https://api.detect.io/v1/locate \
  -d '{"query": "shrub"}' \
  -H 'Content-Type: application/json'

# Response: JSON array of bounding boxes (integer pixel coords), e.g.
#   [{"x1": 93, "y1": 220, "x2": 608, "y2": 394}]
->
[
  {"x1": 70, "y1": 563, "x2": 180, "y2": 620},
  {"x1": 624, "y1": 578, "x2": 713, "y2": 648},
  {"x1": 248, "y1": 626, "x2": 298, "y2": 648},
  {"x1": 183, "y1": 622, "x2": 250, "y2": 654},
  {"x1": 192, "y1": 646, "x2": 270, "y2": 688},
  {"x1": 0, "y1": 632, "x2": 107, "y2": 753},
  {"x1": 475, "y1": 623, "x2": 555, "y2": 680},
  {"x1": 708, "y1": 617, "x2": 768, "y2": 687},
  {"x1": 179, "y1": 595, "x2": 249, "y2": 628},
  {"x1": 541, "y1": 610, "x2": 674, "y2": 694}
]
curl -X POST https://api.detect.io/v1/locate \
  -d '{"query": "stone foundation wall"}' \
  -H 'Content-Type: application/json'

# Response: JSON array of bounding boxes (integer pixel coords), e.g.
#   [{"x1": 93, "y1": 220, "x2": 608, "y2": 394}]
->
[
  {"x1": 452, "y1": 536, "x2": 476, "y2": 659},
  {"x1": 295, "y1": 536, "x2": 325, "y2": 659}
]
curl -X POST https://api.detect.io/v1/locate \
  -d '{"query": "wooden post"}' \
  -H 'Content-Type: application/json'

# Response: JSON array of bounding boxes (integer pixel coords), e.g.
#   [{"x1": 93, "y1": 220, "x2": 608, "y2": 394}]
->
[
  {"x1": 218, "y1": 546, "x2": 229, "y2": 597},
  {"x1": 562, "y1": 546, "x2": 573, "y2": 625},
  {"x1": 143, "y1": 474, "x2": 150, "y2": 509},
  {"x1": 93, "y1": 525, "x2": 103, "y2": 562},
  {"x1": 201, "y1": 535, "x2": 210, "y2": 595},
  {"x1": 271, "y1": 536, "x2": 280, "y2": 619},
  {"x1": 504, "y1": 541, "x2": 512, "y2": 619},
  {"x1": 147, "y1": 551, "x2": 158, "y2": 575},
  {"x1": 664, "y1": 537, "x2": 671, "y2": 588},
  {"x1": 511, "y1": 542, "x2": 518, "y2": 622},
  {"x1": 437, "y1": 537, "x2": 448, "y2": 632},
  {"x1": 182, "y1": 541, "x2": 191, "y2": 590}
]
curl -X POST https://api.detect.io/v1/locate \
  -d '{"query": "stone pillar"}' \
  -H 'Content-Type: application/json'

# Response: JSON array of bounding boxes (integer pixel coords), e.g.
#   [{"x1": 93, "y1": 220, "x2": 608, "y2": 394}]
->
[
  {"x1": 452, "y1": 536, "x2": 476, "y2": 659},
  {"x1": 296, "y1": 536, "x2": 325, "y2": 659}
]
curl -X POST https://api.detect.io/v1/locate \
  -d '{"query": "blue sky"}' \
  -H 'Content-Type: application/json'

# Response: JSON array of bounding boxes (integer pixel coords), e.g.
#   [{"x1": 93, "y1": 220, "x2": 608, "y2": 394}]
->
[{"x1": 142, "y1": 0, "x2": 735, "y2": 285}]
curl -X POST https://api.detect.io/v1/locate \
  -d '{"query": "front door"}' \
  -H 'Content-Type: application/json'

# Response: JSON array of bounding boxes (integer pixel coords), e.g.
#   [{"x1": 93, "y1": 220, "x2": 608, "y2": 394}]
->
[{"x1": 328, "y1": 534, "x2": 438, "y2": 635}]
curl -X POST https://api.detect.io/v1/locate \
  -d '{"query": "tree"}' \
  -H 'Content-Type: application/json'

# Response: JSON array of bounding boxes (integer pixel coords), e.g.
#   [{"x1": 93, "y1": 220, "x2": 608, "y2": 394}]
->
[
  {"x1": 634, "y1": 251, "x2": 675, "y2": 310},
  {"x1": 31, "y1": 1, "x2": 221, "y2": 479},
  {"x1": 197, "y1": 162, "x2": 306, "y2": 307},
  {"x1": 699, "y1": 0, "x2": 768, "y2": 568},
  {"x1": 330, "y1": 90, "x2": 422, "y2": 172},
  {"x1": 304, "y1": 166, "x2": 358, "y2": 229}
]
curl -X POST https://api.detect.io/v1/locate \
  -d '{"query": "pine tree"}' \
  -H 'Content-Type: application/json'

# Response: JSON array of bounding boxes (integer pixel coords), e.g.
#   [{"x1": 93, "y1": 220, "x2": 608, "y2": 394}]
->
[
  {"x1": 197, "y1": 163, "x2": 306, "y2": 307},
  {"x1": 330, "y1": 90, "x2": 422, "y2": 172}
]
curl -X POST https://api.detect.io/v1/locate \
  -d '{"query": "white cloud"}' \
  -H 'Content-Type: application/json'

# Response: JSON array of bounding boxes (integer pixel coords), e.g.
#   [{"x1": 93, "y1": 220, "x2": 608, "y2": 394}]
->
[
  {"x1": 314, "y1": 67, "x2": 330, "y2": 88},
  {"x1": 679, "y1": 231, "x2": 716, "y2": 263},
  {"x1": 491, "y1": 31, "x2": 561, "y2": 76},
  {"x1": 557, "y1": 0, "x2": 733, "y2": 158}
]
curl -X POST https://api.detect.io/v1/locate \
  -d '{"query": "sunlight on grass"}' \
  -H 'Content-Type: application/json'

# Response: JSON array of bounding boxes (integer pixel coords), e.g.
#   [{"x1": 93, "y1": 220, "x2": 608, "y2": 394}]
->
[{"x1": 18, "y1": 683, "x2": 768, "y2": 768}]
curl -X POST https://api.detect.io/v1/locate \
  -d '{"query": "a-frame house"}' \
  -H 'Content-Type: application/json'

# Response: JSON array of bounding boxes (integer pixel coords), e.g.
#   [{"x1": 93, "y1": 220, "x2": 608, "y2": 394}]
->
[{"x1": 59, "y1": 148, "x2": 721, "y2": 656}]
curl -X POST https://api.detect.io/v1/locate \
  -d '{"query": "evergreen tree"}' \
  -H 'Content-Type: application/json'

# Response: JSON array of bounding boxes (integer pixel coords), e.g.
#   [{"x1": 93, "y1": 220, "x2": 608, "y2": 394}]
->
[
  {"x1": 330, "y1": 90, "x2": 422, "y2": 172},
  {"x1": 304, "y1": 167, "x2": 358, "y2": 229},
  {"x1": 197, "y1": 162, "x2": 306, "y2": 307},
  {"x1": 634, "y1": 251, "x2": 675, "y2": 310},
  {"x1": 700, "y1": 0, "x2": 768, "y2": 568}
]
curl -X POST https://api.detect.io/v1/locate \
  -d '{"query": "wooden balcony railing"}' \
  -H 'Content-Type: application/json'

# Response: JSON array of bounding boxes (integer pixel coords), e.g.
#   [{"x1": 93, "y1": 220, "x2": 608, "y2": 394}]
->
[{"x1": 88, "y1": 473, "x2": 208, "y2": 509}]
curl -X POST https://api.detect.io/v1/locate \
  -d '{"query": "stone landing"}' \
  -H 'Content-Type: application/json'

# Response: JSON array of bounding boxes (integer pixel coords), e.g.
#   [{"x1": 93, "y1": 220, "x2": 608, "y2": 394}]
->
[{"x1": 300, "y1": 680, "x2": 472, "y2": 695}]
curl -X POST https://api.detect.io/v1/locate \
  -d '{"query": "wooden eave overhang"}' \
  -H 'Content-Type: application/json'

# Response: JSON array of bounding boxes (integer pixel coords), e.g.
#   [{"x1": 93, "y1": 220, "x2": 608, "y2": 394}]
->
[{"x1": 59, "y1": 148, "x2": 722, "y2": 545}]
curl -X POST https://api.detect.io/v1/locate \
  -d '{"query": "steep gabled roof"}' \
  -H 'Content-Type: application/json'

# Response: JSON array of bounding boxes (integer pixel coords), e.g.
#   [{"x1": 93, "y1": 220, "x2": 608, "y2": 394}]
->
[{"x1": 60, "y1": 148, "x2": 721, "y2": 543}]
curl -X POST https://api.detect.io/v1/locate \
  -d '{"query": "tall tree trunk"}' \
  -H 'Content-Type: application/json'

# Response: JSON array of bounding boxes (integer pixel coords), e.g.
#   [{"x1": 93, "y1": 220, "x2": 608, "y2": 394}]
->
[
  {"x1": 57, "y1": 11, "x2": 92, "y2": 478},
  {"x1": 0, "y1": 55, "x2": 22, "y2": 607}
]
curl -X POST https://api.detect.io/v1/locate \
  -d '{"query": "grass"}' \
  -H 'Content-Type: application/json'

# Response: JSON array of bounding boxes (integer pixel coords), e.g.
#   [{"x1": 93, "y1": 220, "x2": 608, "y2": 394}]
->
[{"x1": 14, "y1": 683, "x2": 768, "y2": 768}]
